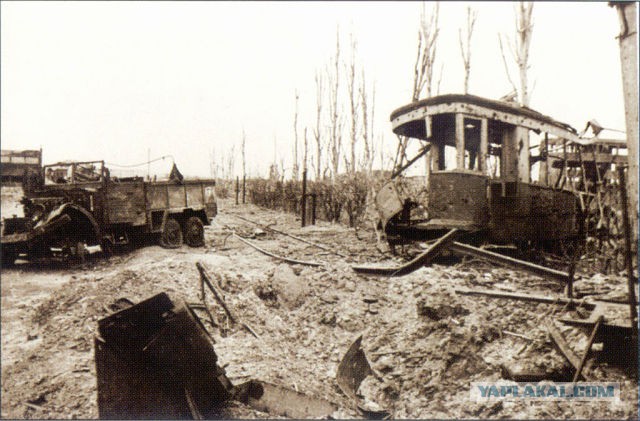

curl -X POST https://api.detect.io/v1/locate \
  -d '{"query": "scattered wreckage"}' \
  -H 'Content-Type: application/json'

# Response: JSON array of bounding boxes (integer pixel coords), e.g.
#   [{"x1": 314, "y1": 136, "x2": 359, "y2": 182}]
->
[
  {"x1": 93, "y1": 257, "x2": 635, "y2": 419},
  {"x1": 95, "y1": 262, "x2": 389, "y2": 419},
  {"x1": 95, "y1": 291, "x2": 344, "y2": 419},
  {"x1": 1, "y1": 160, "x2": 217, "y2": 265}
]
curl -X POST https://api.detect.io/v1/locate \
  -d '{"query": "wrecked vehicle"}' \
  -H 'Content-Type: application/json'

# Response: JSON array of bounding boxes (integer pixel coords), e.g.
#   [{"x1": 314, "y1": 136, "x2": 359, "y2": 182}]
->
[
  {"x1": 1, "y1": 160, "x2": 217, "y2": 265},
  {"x1": 95, "y1": 292, "x2": 341, "y2": 419},
  {"x1": 376, "y1": 94, "x2": 583, "y2": 250}
]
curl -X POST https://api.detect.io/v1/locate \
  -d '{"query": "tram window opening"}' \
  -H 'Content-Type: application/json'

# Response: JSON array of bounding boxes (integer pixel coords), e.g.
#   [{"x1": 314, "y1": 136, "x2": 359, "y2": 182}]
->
[{"x1": 463, "y1": 118, "x2": 482, "y2": 171}]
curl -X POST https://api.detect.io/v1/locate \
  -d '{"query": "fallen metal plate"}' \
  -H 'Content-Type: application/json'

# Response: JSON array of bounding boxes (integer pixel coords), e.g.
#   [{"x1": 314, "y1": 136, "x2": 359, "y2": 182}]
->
[
  {"x1": 336, "y1": 335, "x2": 373, "y2": 400},
  {"x1": 352, "y1": 229, "x2": 459, "y2": 276},
  {"x1": 336, "y1": 335, "x2": 390, "y2": 419},
  {"x1": 234, "y1": 380, "x2": 338, "y2": 419}
]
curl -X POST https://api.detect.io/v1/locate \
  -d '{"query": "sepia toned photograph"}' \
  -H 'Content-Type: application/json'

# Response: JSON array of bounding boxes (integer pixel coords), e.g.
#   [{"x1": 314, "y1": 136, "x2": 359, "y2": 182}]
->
[{"x1": 1, "y1": 1, "x2": 638, "y2": 419}]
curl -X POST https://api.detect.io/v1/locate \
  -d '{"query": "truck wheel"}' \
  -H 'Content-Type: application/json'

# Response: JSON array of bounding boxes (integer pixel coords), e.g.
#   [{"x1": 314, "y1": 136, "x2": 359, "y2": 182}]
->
[
  {"x1": 1, "y1": 249, "x2": 17, "y2": 267},
  {"x1": 184, "y1": 217, "x2": 205, "y2": 247},
  {"x1": 160, "y1": 218, "x2": 183, "y2": 249}
]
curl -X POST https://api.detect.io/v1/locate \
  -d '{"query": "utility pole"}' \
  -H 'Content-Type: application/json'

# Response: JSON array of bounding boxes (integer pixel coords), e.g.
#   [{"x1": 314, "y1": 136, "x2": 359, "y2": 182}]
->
[
  {"x1": 611, "y1": 1, "x2": 639, "y2": 246},
  {"x1": 301, "y1": 169, "x2": 307, "y2": 227}
]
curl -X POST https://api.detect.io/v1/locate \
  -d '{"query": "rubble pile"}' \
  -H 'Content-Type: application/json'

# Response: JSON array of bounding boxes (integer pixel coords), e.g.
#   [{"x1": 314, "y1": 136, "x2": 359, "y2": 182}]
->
[{"x1": 1, "y1": 199, "x2": 637, "y2": 419}]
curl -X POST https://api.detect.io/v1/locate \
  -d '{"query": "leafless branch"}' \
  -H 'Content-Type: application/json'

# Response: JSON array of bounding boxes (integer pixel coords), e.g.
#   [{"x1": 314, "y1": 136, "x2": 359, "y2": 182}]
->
[
  {"x1": 293, "y1": 90, "x2": 299, "y2": 181},
  {"x1": 498, "y1": 34, "x2": 519, "y2": 97},
  {"x1": 458, "y1": 6, "x2": 477, "y2": 94}
]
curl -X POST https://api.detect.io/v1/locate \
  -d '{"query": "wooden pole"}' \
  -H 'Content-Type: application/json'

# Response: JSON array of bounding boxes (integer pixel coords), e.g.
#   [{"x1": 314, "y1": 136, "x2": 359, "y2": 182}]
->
[
  {"x1": 235, "y1": 177, "x2": 239, "y2": 205},
  {"x1": 242, "y1": 175, "x2": 246, "y2": 204},
  {"x1": 301, "y1": 169, "x2": 307, "y2": 227},
  {"x1": 617, "y1": 166, "x2": 638, "y2": 336},
  {"x1": 612, "y1": 1, "x2": 638, "y2": 246},
  {"x1": 311, "y1": 193, "x2": 317, "y2": 225},
  {"x1": 572, "y1": 315, "x2": 604, "y2": 383}
]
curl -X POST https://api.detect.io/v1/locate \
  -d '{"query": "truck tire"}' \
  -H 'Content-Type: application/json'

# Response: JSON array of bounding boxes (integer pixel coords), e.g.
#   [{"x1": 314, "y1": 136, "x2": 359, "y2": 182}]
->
[
  {"x1": 160, "y1": 218, "x2": 183, "y2": 249},
  {"x1": 184, "y1": 217, "x2": 205, "y2": 247},
  {"x1": 1, "y1": 249, "x2": 17, "y2": 267}
]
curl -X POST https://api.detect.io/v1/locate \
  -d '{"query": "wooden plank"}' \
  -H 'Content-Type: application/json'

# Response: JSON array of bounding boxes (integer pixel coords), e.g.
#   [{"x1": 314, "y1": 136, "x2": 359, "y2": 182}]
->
[
  {"x1": 195, "y1": 262, "x2": 237, "y2": 323},
  {"x1": 352, "y1": 229, "x2": 459, "y2": 276},
  {"x1": 196, "y1": 261, "x2": 259, "y2": 339},
  {"x1": 546, "y1": 320, "x2": 591, "y2": 381}
]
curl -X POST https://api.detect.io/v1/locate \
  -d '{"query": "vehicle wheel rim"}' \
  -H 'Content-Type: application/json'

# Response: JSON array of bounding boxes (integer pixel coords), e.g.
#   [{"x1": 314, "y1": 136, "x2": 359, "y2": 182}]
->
[
  {"x1": 185, "y1": 218, "x2": 204, "y2": 246},
  {"x1": 161, "y1": 219, "x2": 183, "y2": 248}
]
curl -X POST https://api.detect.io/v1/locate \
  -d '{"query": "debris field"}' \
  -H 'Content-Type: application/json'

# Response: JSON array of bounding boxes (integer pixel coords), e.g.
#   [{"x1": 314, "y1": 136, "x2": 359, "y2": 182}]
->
[{"x1": 1, "y1": 197, "x2": 638, "y2": 419}]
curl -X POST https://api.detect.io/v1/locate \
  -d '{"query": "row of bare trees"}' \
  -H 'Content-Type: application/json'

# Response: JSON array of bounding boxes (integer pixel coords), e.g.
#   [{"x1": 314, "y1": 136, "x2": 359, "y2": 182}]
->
[
  {"x1": 212, "y1": 3, "x2": 535, "y2": 183},
  {"x1": 295, "y1": 28, "x2": 379, "y2": 183},
  {"x1": 213, "y1": 3, "x2": 536, "y2": 226}
]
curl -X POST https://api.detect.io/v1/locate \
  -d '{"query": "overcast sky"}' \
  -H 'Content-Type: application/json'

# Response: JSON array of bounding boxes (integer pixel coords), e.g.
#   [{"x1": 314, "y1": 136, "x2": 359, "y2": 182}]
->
[{"x1": 1, "y1": 1, "x2": 629, "y2": 178}]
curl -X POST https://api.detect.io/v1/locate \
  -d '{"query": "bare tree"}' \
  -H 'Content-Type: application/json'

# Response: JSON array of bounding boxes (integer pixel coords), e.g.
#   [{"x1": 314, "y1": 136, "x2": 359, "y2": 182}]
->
[
  {"x1": 292, "y1": 90, "x2": 300, "y2": 181},
  {"x1": 209, "y1": 147, "x2": 217, "y2": 178},
  {"x1": 346, "y1": 33, "x2": 359, "y2": 175},
  {"x1": 314, "y1": 70, "x2": 324, "y2": 181},
  {"x1": 226, "y1": 144, "x2": 235, "y2": 180},
  {"x1": 360, "y1": 69, "x2": 375, "y2": 175},
  {"x1": 459, "y1": 6, "x2": 477, "y2": 94},
  {"x1": 378, "y1": 134, "x2": 386, "y2": 171},
  {"x1": 499, "y1": 2, "x2": 534, "y2": 106},
  {"x1": 412, "y1": 2, "x2": 440, "y2": 101},
  {"x1": 303, "y1": 127, "x2": 309, "y2": 172},
  {"x1": 327, "y1": 26, "x2": 343, "y2": 179},
  {"x1": 395, "y1": 2, "x2": 440, "y2": 173},
  {"x1": 241, "y1": 129, "x2": 246, "y2": 180}
]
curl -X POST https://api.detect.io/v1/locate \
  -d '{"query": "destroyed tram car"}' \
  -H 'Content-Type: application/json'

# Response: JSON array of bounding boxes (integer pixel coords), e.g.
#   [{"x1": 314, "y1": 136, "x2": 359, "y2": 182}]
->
[
  {"x1": 376, "y1": 94, "x2": 583, "y2": 251},
  {"x1": 1, "y1": 160, "x2": 217, "y2": 265}
]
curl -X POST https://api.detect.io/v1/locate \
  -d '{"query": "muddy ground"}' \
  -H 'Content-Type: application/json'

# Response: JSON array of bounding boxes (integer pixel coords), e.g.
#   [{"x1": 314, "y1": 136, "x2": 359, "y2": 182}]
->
[{"x1": 1, "y1": 194, "x2": 638, "y2": 419}]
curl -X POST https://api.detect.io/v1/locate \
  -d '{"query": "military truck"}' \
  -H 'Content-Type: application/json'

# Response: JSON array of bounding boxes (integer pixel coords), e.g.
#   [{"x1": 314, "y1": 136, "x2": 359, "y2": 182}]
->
[{"x1": 1, "y1": 160, "x2": 217, "y2": 265}]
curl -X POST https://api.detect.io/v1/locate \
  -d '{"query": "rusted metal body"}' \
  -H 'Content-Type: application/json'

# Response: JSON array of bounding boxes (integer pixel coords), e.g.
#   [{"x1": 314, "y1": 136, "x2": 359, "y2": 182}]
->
[
  {"x1": 96, "y1": 291, "x2": 340, "y2": 419},
  {"x1": 376, "y1": 94, "x2": 581, "y2": 248},
  {"x1": 1, "y1": 160, "x2": 217, "y2": 264},
  {"x1": 95, "y1": 293, "x2": 233, "y2": 419}
]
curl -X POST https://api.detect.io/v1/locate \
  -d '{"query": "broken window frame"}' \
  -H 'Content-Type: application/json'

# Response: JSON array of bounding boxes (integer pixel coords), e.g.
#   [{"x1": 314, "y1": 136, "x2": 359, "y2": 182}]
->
[{"x1": 43, "y1": 160, "x2": 106, "y2": 185}]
